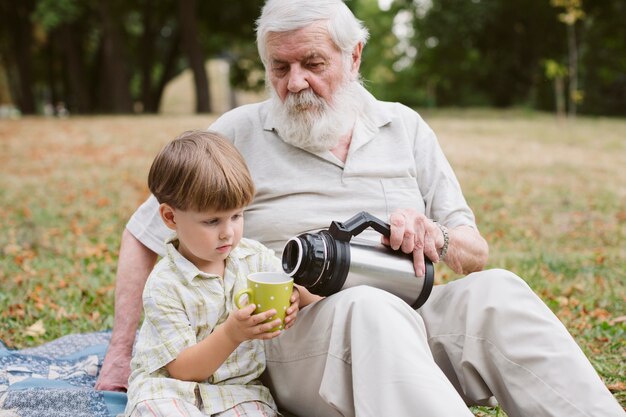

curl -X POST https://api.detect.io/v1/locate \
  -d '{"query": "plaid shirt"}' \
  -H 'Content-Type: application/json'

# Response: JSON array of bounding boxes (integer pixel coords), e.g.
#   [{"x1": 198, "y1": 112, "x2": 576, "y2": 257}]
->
[{"x1": 125, "y1": 237, "x2": 281, "y2": 415}]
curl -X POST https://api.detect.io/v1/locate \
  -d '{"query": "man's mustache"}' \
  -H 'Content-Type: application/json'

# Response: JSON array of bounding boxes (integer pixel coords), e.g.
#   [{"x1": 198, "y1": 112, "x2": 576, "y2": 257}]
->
[{"x1": 284, "y1": 90, "x2": 327, "y2": 113}]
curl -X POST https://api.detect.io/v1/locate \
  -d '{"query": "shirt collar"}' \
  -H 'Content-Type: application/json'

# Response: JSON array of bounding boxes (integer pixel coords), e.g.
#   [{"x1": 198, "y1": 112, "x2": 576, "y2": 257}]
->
[{"x1": 164, "y1": 235, "x2": 257, "y2": 285}]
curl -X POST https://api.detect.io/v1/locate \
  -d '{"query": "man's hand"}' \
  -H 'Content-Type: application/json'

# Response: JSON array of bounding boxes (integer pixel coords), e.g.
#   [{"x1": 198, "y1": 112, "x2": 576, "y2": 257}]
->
[
  {"x1": 382, "y1": 208, "x2": 444, "y2": 276},
  {"x1": 383, "y1": 208, "x2": 489, "y2": 276},
  {"x1": 95, "y1": 346, "x2": 131, "y2": 392}
]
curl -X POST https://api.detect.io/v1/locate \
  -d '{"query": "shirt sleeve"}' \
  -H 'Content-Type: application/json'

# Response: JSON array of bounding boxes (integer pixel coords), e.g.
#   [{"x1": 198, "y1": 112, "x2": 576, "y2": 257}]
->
[
  {"x1": 126, "y1": 194, "x2": 172, "y2": 257},
  {"x1": 412, "y1": 113, "x2": 477, "y2": 230},
  {"x1": 137, "y1": 283, "x2": 198, "y2": 374}
]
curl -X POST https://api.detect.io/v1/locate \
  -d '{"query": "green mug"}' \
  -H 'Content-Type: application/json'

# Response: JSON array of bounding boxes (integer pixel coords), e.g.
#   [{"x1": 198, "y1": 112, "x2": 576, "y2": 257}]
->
[{"x1": 235, "y1": 272, "x2": 294, "y2": 331}]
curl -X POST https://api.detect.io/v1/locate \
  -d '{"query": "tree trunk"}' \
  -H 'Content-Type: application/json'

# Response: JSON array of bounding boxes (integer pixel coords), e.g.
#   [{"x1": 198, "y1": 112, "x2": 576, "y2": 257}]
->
[
  {"x1": 98, "y1": 2, "x2": 133, "y2": 113},
  {"x1": 140, "y1": 0, "x2": 156, "y2": 113},
  {"x1": 567, "y1": 23, "x2": 578, "y2": 118},
  {"x1": 59, "y1": 24, "x2": 91, "y2": 113},
  {"x1": 2, "y1": 0, "x2": 36, "y2": 114},
  {"x1": 151, "y1": 30, "x2": 182, "y2": 113},
  {"x1": 179, "y1": 0, "x2": 211, "y2": 113},
  {"x1": 554, "y1": 75, "x2": 565, "y2": 118}
]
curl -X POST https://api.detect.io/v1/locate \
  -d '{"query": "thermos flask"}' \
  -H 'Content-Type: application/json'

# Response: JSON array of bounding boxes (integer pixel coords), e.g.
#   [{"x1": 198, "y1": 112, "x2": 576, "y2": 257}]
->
[{"x1": 281, "y1": 212, "x2": 434, "y2": 309}]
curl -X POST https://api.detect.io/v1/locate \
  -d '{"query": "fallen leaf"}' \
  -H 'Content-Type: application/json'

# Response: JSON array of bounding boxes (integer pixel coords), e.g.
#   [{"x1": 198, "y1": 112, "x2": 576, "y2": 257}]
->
[
  {"x1": 607, "y1": 381, "x2": 626, "y2": 392},
  {"x1": 589, "y1": 308, "x2": 611, "y2": 320},
  {"x1": 24, "y1": 319, "x2": 46, "y2": 337}
]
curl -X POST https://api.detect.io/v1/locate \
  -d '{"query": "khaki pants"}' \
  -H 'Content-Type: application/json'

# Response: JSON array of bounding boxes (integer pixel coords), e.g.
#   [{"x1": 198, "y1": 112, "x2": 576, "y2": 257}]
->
[
  {"x1": 130, "y1": 399, "x2": 276, "y2": 417},
  {"x1": 263, "y1": 269, "x2": 623, "y2": 417}
]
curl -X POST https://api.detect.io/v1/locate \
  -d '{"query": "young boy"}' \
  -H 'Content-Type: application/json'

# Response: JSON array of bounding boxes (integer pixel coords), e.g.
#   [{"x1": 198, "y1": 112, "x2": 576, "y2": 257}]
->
[{"x1": 125, "y1": 130, "x2": 318, "y2": 417}]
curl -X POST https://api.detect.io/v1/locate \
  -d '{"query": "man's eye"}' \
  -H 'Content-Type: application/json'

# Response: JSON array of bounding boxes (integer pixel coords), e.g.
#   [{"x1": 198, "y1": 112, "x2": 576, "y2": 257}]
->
[{"x1": 308, "y1": 62, "x2": 324, "y2": 70}]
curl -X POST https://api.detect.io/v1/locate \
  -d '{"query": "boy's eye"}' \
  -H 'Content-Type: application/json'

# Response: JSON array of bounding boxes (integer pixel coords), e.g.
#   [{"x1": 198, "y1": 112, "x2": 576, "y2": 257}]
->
[{"x1": 203, "y1": 219, "x2": 219, "y2": 225}]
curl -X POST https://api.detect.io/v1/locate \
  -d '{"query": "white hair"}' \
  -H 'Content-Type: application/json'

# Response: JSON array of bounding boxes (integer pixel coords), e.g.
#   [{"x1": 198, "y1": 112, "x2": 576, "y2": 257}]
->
[
  {"x1": 269, "y1": 79, "x2": 365, "y2": 152},
  {"x1": 256, "y1": 0, "x2": 369, "y2": 67}
]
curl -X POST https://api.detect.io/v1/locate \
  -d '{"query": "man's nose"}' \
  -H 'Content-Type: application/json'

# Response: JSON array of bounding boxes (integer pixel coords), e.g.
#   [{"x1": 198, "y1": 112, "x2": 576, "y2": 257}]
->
[{"x1": 287, "y1": 66, "x2": 309, "y2": 93}]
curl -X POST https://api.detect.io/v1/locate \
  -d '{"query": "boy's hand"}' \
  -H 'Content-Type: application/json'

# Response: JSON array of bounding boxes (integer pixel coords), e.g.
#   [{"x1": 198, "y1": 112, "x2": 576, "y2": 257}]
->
[
  {"x1": 284, "y1": 285, "x2": 301, "y2": 329},
  {"x1": 223, "y1": 304, "x2": 282, "y2": 344}
]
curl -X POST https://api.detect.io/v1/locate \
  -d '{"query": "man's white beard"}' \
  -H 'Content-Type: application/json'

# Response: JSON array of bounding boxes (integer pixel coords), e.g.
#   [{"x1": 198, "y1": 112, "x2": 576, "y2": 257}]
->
[{"x1": 269, "y1": 81, "x2": 364, "y2": 152}]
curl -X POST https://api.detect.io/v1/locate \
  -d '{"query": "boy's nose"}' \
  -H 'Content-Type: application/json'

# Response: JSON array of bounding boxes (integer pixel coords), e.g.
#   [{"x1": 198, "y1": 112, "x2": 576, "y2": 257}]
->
[{"x1": 220, "y1": 223, "x2": 234, "y2": 240}]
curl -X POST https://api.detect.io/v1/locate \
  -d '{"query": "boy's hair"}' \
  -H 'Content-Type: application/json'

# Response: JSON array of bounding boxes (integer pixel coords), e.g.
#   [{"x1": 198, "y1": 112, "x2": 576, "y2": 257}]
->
[{"x1": 148, "y1": 130, "x2": 255, "y2": 212}]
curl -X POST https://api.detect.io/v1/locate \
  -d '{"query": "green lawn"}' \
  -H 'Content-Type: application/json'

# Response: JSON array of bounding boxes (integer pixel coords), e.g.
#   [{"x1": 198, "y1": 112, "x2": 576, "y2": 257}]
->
[{"x1": 1, "y1": 110, "x2": 624, "y2": 412}]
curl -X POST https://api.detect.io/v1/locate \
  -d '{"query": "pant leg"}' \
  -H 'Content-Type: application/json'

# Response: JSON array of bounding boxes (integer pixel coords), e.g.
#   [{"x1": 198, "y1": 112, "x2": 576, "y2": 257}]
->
[
  {"x1": 213, "y1": 401, "x2": 277, "y2": 417},
  {"x1": 130, "y1": 399, "x2": 206, "y2": 417},
  {"x1": 418, "y1": 268, "x2": 624, "y2": 417},
  {"x1": 263, "y1": 286, "x2": 474, "y2": 417}
]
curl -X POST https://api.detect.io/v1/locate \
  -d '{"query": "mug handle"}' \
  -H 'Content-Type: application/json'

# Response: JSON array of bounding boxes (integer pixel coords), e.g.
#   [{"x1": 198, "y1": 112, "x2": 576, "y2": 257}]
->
[{"x1": 235, "y1": 288, "x2": 253, "y2": 309}]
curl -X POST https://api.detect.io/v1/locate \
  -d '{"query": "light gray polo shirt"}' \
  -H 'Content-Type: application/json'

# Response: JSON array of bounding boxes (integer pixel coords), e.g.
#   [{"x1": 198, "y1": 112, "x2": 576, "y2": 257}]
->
[{"x1": 127, "y1": 85, "x2": 476, "y2": 257}]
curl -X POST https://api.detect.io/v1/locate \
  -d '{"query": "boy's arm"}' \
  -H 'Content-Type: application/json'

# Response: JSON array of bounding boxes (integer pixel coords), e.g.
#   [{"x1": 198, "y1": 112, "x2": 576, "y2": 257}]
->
[{"x1": 165, "y1": 305, "x2": 282, "y2": 382}]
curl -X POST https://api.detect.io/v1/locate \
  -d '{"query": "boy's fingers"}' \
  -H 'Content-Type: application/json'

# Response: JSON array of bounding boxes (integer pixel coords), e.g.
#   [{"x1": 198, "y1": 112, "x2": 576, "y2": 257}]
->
[
  {"x1": 251, "y1": 309, "x2": 277, "y2": 323},
  {"x1": 257, "y1": 329, "x2": 282, "y2": 339},
  {"x1": 286, "y1": 302, "x2": 299, "y2": 315},
  {"x1": 234, "y1": 303, "x2": 256, "y2": 320},
  {"x1": 241, "y1": 303, "x2": 256, "y2": 315},
  {"x1": 260, "y1": 318, "x2": 283, "y2": 333}
]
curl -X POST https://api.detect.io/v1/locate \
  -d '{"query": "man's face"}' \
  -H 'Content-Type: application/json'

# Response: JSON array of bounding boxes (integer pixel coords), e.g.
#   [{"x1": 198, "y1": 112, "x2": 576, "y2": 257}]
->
[
  {"x1": 266, "y1": 22, "x2": 352, "y2": 106},
  {"x1": 264, "y1": 22, "x2": 364, "y2": 152}
]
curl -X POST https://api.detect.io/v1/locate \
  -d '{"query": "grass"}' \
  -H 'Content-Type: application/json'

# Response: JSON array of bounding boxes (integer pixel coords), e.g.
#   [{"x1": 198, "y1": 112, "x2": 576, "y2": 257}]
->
[{"x1": 0, "y1": 110, "x2": 624, "y2": 412}]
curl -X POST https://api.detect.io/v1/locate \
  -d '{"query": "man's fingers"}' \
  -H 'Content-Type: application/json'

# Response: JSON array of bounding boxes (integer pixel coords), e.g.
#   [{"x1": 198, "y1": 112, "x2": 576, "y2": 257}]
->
[
  {"x1": 413, "y1": 248, "x2": 426, "y2": 277},
  {"x1": 423, "y1": 229, "x2": 440, "y2": 263},
  {"x1": 388, "y1": 212, "x2": 407, "y2": 250}
]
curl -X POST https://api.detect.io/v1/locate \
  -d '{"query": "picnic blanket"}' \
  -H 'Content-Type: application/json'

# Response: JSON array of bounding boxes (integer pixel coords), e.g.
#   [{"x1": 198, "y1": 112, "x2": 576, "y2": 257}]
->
[{"x1": 0, "y1": 331, "x2": 126, "y2": 417}]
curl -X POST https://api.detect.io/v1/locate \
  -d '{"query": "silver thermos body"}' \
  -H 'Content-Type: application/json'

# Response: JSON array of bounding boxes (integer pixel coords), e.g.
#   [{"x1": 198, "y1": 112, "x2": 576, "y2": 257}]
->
[{"x1": 282, "y1": 212, "x2": 434, "y2": 309}]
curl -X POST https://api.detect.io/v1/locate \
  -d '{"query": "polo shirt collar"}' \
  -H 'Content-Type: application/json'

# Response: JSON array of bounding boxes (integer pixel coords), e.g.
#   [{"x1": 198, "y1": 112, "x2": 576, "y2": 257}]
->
[{"x1": 164, "y1": 235, "x2": 255, "y2": 285}]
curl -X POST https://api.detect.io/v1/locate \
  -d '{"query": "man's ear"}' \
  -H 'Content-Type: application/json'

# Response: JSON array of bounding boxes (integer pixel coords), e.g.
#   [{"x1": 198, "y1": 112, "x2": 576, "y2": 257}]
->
[
  {"x1": 350, "y1": 42, "x2": 363, "y2": 80},
  {"x1": 159, "y1": 203, "x2": 177, "y2": 231}
]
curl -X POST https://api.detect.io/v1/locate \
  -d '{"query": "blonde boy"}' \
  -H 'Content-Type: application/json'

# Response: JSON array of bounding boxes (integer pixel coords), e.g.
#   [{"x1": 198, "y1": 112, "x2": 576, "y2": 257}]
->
[{"x1": 125, "y1": 131, "x2": 313, "y2": 417}]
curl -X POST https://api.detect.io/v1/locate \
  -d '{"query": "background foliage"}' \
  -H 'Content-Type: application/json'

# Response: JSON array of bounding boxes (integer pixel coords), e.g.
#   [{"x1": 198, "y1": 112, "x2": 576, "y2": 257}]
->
[{"x1": 0, "y1": 0, "x2": 624, "y2": 116}]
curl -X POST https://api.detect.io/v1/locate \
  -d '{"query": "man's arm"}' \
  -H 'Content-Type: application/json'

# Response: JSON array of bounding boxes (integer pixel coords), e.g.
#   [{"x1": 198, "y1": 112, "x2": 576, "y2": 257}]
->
[
  {"x1": 443, "y1": 224, "x2": 488, "y2": 275},
  {"x1": 385, "y1": 209, "x2": 488, "y2": 277},
  {"x1": 95, "y1": 229, "x2": 157, "y2": 391}
]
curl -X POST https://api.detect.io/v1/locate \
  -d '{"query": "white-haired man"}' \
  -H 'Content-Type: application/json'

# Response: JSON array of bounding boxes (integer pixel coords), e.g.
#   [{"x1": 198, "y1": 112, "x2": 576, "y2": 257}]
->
[{"x1": 97, "y1": 1, "x2": 623, "y2": 416}]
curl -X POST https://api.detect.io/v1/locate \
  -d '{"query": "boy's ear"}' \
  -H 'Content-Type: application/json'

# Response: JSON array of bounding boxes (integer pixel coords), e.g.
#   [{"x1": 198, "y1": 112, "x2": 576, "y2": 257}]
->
[{"x1": 159, "y1": 203, "x2": 177, "y2": 230}]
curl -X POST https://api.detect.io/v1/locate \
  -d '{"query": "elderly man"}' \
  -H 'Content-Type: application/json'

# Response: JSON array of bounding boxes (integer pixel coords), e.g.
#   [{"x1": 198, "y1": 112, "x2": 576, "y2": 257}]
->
[{"x1": 97, "y1": 0, "x2": 623, "y2": 416}]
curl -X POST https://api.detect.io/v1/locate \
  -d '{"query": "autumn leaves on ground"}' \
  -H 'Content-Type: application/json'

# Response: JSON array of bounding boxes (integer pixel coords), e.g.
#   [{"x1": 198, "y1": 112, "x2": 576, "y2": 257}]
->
[{"x1": 1, "y1": 111, "x2": 624, "y2": 409}]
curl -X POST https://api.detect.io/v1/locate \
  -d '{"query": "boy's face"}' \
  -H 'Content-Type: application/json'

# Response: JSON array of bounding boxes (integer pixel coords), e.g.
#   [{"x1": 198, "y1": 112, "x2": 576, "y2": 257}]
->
[{"x1": 160, "y1": 205, "x2": 244, "y2": 275}]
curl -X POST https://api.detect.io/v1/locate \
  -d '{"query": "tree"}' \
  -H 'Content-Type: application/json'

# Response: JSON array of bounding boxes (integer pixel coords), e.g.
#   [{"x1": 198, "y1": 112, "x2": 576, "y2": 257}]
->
[
  {"x1": 98, "y1": 1, "x2": 134, "y2": 113},
  {"x1": 179, "y1": 0, "x2": 210, "y2": 113},
  {"x1": 551, "y1": 0, "x2": 585, "y2": 118},
  {"x1": 578, "y1": 0, "x2": 626, "y2": 116},
  {"x1": 0, "y1": 0, "x2": 37, "y2": 114},
  {"x1": 543, "y1": 59, "x2": 567, "y2": 117}
]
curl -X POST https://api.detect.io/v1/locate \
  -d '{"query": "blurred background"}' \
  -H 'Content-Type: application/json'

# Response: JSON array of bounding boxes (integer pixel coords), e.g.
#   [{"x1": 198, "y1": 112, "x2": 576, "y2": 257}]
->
[{"x1": 0, "y1": 0, "x2": 624, "y2": 118}]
